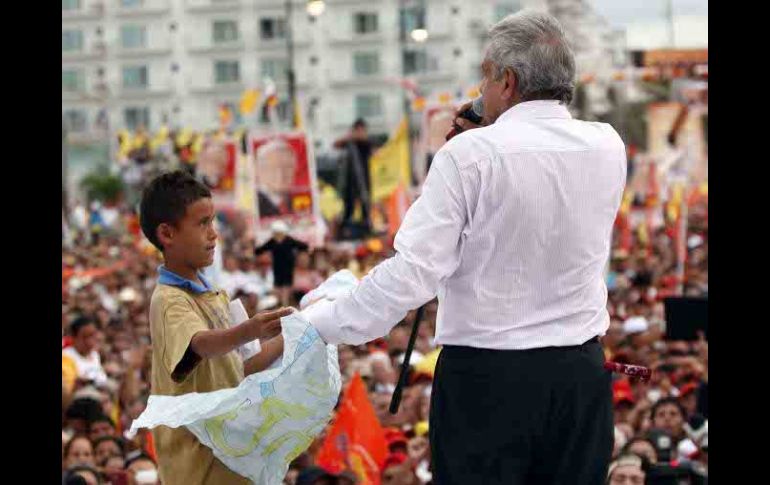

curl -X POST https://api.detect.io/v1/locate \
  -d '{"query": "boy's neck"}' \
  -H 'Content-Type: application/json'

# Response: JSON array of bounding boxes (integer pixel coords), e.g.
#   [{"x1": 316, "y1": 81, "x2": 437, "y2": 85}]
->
[{"x1": 164, "y1": 259, "x2": 203, "y2": 284}]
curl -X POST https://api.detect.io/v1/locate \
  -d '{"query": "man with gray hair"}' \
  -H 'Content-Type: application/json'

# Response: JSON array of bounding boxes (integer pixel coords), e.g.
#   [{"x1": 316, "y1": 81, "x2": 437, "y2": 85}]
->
[{"x1": 304, "y1": 10, "x2": 626, "y2": 484}]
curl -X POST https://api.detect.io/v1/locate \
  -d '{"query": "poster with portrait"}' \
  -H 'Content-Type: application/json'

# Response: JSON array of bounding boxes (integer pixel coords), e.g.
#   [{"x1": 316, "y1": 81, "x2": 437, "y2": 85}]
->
[
  {"x1": 197, "y1": 136, "x2": 238, "y2": 193},
  {"x1": 418, "y1": 104, "x2": 457, "y2": 183},
  {"x1": 249, "y1": 131, "x2": 324, "y2": 245}
]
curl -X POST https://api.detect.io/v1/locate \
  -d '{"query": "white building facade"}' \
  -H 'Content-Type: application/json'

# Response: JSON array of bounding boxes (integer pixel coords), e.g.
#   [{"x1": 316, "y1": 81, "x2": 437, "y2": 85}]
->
[{"x1": 63, "y1": 0, "x2": 620, "y2": 151}]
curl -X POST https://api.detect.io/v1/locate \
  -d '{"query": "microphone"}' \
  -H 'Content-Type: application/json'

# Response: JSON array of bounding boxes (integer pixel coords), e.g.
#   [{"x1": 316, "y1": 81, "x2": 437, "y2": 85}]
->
[{"x1": 445, "y1": 97, "x2": 484, "y2": 141}]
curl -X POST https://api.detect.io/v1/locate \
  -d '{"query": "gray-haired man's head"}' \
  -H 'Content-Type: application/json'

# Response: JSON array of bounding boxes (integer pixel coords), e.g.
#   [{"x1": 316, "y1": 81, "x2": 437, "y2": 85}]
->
[{"x1": 479, "y1": 10, "x2": 576, "y2": 124}]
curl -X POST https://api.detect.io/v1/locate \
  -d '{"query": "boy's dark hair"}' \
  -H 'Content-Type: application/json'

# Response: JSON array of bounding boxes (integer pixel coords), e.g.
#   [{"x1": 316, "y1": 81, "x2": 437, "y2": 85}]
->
[
  {"x1": 70, "y1": 316, "x2": 95, "y2": 337},
  {"x1": 139, "y1": 170, "x2": 211, "y2": 251}
]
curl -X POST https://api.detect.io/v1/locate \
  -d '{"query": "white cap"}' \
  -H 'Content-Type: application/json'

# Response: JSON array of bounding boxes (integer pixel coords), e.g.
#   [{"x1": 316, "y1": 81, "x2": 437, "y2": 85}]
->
[
  {"x1": 271, "y1": 220, "x2": 290, "y2": 234},
  {"x1": 623, "y1": 316, "x2": 649, "y2": 335}
]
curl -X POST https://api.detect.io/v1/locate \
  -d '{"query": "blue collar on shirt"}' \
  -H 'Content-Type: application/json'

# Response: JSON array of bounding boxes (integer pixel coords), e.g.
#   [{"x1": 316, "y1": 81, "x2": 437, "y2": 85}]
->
[{"x1": 157, "y1": 266, "x2": 212, "y2": 294}]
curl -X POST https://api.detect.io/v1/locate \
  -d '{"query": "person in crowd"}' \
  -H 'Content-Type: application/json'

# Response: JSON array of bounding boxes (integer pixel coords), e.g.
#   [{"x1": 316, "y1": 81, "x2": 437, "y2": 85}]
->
[
  {"x1": 88, "y1": 415, "x2": 116, "y2": 441},
  {"x1": 254, "y1": 220, "x2": 309, "y2": 306},
  {"x1": 64, "y1": 465, "x2": 103, "y2": 485},
  {"x1": 64, "y1": 435, "x2": 95, "y2": 469},
  {"x1": 63, "y1": 316, "x2": 108, "y2": 386},
  {"x1": 334, "y1": 118, "x2": 374, "y2": 235},
  {"x1": 93, "y1": 436, "x2": 125, "y2": 468},
  {"x1": 606, "y1": 454, "x2": 646, "y2": 485}
]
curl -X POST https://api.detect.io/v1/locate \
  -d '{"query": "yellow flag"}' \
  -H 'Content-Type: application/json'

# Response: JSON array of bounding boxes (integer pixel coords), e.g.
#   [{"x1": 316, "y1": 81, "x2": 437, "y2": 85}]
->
[
  {"x1": 191, "y1": 134, "x2": 204, "y2": 155},
  {"x1": 240, "y1": 89, "x2": 260, "y2": 115},
  {"x1": 294, "y1": 102, "x2": 304, "y2": 130},
  {"x1": 117, "y1": 129, "x2": 132, "y2": 157},
  {"x1": 438, "y1": 92, "x2": 452, "y2": 105},
  {"x1": 369, "y1": 118, "x2": 410, "y2": 202},
  {"x1": 176, "y1": 128, "x2": 192, "y2": 147},
  {"x1": 150, "y1": 125, "x2": 169, "y2": 151}
]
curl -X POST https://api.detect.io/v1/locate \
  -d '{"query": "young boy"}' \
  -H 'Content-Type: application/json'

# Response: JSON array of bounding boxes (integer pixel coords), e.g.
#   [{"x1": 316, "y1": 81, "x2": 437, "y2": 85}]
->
[{"x1": 139, "y1": 171, "x2": 291, "y2": 484}]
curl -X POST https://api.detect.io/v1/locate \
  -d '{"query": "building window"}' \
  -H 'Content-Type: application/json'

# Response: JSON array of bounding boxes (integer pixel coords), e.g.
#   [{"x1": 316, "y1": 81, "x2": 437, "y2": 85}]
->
[
  {"x1": 355, "y1": 94, "x2": 382, "y2": 119},
  {"x1": 124, "y1": 107, "x2": 150, "y2": 131},
  {"x1": 62, "y1": 0, "x2": 81, "y2": 11},
  {"x1": 213, "y1": 20, "x2": 239, "y2": 43},
  {"x1": 400, "y1": 6, "x2": 426, "y2": 36},
  {"x1": 64, "y1": 110, "x2": 87, "y2": 133},
  {"x1": 62, "y1": 30, "x2": 84, "y2": 52},
  {"x1": 62, "y1": 69, "x2": 84, "y2": 92},
  {"x1": 121, "y1": 0, "x2": 143, "y2": 7},
  {"x1": 215, "y1": 60, "x2": 240, "y2": 83},
  {"x1": 353, "y1": 12, "x2": 378, "y2": 35},
  {"x1": 403, "y1": 49, "x2": 436, "y2": 74},
  {"x1": 120, "y1": 25, "x2": 146, "y2": 49},
  {"x1": 353, "y1": 52, "x2": 380, "y2": 76},
  {"x1": 122, "y1": 65, "x2": 149, "y2": 89},
  {"x1": 261, "y1": 58, "x2": 288, "y2": 82},
  {"x1": 260, "y1": 18, "x2": 286, "y2": 40}
]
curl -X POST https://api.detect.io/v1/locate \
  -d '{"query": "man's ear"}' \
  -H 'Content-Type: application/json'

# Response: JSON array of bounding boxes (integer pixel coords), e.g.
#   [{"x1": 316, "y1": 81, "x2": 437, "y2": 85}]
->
[
  {"x1": 502, "y1": 68, "x2": 518, "y2": 101},
  {"x1": 157, "y1": 223, "x2": 174, "y2": 249}
]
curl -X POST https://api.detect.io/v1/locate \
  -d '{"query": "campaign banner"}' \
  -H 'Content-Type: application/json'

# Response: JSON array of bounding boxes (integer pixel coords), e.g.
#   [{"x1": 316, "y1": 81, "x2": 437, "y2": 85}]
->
[{"x1": 248, "y1": 131, "x2": 324, "y2": 245}]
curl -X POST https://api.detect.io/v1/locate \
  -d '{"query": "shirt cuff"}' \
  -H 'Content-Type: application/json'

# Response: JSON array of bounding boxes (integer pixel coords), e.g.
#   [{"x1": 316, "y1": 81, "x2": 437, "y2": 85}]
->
[{"x1": 302, "y1": 299, "x2": 344, "y2": 345}]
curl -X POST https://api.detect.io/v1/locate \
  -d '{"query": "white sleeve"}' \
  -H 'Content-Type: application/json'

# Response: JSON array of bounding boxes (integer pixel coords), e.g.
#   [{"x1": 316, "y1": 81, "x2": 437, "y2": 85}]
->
[{"x1": 305, "y1": 150, "x2": 467, "y2": 345}]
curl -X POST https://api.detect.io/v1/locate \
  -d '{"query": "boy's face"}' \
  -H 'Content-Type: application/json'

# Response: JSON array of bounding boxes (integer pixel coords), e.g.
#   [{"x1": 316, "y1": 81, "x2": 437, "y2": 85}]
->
[{"x1": 160, "y1": 198, "x2": 218, "y2": 270}]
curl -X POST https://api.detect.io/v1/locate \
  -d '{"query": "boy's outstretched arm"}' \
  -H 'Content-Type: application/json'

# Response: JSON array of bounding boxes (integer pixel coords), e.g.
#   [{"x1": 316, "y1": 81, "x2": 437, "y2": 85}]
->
[
  {"x1": 243, "y1": 335, "x2": 284, "y2": 376},
  {"x1": 190, "y1": 307, "x2": 291, "y2": 359}
]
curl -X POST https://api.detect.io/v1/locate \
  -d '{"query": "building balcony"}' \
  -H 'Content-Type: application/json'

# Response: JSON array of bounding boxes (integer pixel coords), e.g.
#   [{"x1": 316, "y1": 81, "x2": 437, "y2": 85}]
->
[
  {"x1": 187, "y1": 40, "x2": 246, "y2": 55},
  {"x1": 186, "y1": 0, "x2": 242, "y2": 13},
  {"x1": 254, "y1": 37, "x2": 311, "y2": 52},
  {"x1": 328, "y1": 74, "x2": 390, "y2": 89},
  {"x1": 189, "y1": 81, "x2": 245, "y2": 95},
  {"x1": 117, "y1": 86, "x2": 173, "y2": 100},
  {"x1": 115, "y1": 45, "x2": 173, "y2": 59},
  {"x1": 62, "y1": 1, "x2": 105, "y2": 21},
  {"x1": 62, "y1": 42, "x2": 107, "y2": 62},
  {"x1": 327, "y1": 32, "x2": 388, "y2": 47},
  {"x1": 115, "y1": 1, "x2": 171, "y2": 18}
]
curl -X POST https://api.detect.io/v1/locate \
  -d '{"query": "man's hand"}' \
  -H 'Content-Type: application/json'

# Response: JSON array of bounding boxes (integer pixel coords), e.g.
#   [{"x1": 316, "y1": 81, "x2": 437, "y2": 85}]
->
[{"x1": 453, "y1": 100, "x2": 484, "y2": 131}]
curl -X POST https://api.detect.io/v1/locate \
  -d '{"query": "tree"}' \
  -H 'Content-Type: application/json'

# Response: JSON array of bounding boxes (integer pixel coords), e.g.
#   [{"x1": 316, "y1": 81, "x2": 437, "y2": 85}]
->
[{"x1": 80, "y1": 167, "x2": 124, "y2": 205}]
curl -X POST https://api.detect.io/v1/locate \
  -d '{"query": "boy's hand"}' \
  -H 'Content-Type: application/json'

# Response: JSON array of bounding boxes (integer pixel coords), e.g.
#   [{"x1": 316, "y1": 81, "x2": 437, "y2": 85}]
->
[{"x1": 251, "y1": 307, "x2": 292, "y2": 339}]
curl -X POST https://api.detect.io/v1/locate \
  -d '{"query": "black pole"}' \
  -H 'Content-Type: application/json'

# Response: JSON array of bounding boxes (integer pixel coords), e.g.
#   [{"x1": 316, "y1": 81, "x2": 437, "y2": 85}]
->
[
  {"x1": 285, "y1": 0, "x2": 297, "y2": 128},
  {"x1": 389, "y1": 304, "x2": 426, "y2": 414}
]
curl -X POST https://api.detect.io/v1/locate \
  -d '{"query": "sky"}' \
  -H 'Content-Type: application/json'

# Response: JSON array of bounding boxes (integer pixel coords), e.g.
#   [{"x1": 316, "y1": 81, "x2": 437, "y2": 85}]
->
[{"x1": 589, "y1": 0, "x2": 708, "y2": 50}]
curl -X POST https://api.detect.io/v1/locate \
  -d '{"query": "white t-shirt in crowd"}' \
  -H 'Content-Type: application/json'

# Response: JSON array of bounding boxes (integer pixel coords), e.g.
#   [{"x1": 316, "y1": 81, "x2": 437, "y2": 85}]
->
[{"x1": 62, "y1": 346, "x2": 108, "y2": 386}]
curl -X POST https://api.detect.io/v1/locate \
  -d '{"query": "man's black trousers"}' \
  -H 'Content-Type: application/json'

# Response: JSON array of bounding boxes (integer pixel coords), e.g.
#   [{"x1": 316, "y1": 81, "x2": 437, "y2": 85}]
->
[{"x1": 429, "y1": 339, "x2": 613, "y2": 484}]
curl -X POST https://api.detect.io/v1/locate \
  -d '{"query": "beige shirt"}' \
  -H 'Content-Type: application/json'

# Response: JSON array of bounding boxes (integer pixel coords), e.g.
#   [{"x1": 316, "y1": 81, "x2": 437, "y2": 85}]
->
[{"x1": 149, "y1": 284, "x2": 250, "y2": 485}]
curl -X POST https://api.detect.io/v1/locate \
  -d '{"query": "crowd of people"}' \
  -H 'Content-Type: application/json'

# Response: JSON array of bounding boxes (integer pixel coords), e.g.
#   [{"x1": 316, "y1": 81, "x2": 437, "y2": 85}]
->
[{"x1": 62, "y1": 171, "x2": 708, "y2": 484}]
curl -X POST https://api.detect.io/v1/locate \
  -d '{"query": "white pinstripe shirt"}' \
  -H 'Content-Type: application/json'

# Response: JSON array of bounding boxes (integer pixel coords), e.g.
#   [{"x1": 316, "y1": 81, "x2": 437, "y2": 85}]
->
[{"x1": 306, "y1": 101, "x2": 627, "y2": 350}]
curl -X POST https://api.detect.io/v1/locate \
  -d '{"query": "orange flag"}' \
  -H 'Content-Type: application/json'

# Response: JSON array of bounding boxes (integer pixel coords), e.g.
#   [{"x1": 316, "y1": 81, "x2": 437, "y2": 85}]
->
[
  {"x1": 386, "y1": 183, "x2": 409, "y2": 238},
  {"x1": 316, "y1": 373, "x2": 388, "y2": 485}
]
